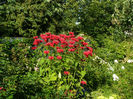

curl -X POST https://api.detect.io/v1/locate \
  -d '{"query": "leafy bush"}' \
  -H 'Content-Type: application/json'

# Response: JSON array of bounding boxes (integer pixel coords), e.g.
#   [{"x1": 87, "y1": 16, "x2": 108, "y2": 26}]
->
[
  {"x1": 94, "y1": 36, "x2": 133, "y2": 62},
  {"x1": 0, "y1": 37, "x2": 34, "y2": 98},
  {"x1": 112, "y1": 0, "x2": 133, "y2": 41},
  {"x1": 0, "y1": 32, "x2": 112, "y2": 98},
  {"x1": 0, "y1": 0, "x2": 80, "y2": 37},
  {"x1": 25, "y1": 32, "x2": 112, "y2": 98},
  {"x1": 111, "y1": 63, "x2": 133, "y2": 98},
  {"x1": 79, "y1": 0, "x2": 115, "y2": 40}
]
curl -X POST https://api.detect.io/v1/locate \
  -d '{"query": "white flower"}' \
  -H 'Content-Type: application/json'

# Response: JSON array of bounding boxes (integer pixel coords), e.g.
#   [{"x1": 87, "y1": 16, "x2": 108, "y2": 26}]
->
[
  {"x1": 75, "y1": 22, "x2": 80, "y2": 25},
  {"x1": 121, "y1": 66, "x2": 125, "y2": 70},
  {"x1": 108, "y1": 66, "x2": 114, "y2": 71},
  {"x1": 34, "y1": 67, "x2": 39, "y2": 71},
  {"x1": 97, "y1": 96, "x2": 107, "y2": 99},
  {"x1": 127, "y1": 59, "x2": 133, "y2": 63},
  {"x1": 113, "y1": 74, "x2": 119, "y2": 81},
  {"x1": 109, "y1": 96, "x2": 115, "y2": 99},
  {"x1": 114, "y1": 60, "x2": 118, "y2": 63},
  {"x1": 58, "y1": 72, "x2": 61, "y2": 79}
]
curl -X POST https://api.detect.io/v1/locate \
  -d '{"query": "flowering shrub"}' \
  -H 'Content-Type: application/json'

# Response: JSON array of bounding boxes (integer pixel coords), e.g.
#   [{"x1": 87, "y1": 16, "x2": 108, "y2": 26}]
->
[{"x1": 29, "y1": 32, "x2": 112, "y2": 98}]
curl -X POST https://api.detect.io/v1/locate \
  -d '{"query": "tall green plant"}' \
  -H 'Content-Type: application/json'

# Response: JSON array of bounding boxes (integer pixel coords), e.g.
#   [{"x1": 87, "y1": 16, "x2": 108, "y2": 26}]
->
[
  {"x1": 112, "y1": 0, "x2": 133, "y2": 41},
  {"x1": 0, "y1": 0, "x2": 81, "y2": 37},
  {"x1": 79, "y1": 0, "x2": 115, "y2": 39}
]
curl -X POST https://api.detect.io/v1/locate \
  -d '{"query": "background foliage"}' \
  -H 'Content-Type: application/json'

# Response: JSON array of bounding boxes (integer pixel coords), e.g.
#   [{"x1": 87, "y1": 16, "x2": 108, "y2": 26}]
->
[{"x1": 0, "y1": 0, "x2": 133, "y2": 98}]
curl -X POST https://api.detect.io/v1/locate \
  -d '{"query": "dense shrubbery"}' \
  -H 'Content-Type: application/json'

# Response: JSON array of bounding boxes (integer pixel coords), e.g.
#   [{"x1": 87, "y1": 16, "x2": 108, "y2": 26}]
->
[
  {"x1": 0, "y1": 32, "x2": 113, "y2": 98},
  {"x1": 0, "y1": 38, "x2": 33, "y2": 98},
  {"x1": 112, "y1": 0, "x2": 133, "y2": 41},
  {"x1": 0, "y1": 0, "x2": 115, "y2": 38},
  {"x1": 1, "y1": 0, "x2": 132, "y2": 42},
  {"x1": 0, "y1": 0, "x2": 133, "y2": 98},
  {"x1": 0, "y1": 0, "x2": 80, "y2": 37},
  {"x1": 79, "y1": 0, "x2": 115, "y2": 38}
]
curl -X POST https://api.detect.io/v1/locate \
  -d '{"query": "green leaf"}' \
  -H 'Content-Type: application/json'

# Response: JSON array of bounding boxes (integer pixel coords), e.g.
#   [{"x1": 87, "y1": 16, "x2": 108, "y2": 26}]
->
[
  {"x1": 81, "y1": 71, "x2": 86, "y2": 78},
  {"x1": 38, "y1": 58, "x2": 45, "y2": 65},
  {"x1": 49, "y1": 73, "x2": 57, "y2": 81},
  {"x1": 39, "y1": 67, "x2": 45, "y2": 76}
]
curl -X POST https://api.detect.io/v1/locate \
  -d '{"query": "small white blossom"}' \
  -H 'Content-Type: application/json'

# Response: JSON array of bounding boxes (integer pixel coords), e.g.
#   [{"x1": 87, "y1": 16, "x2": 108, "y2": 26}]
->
[
  {"x1": 127, "y1": 59, "x2": 133, "y2": 63},
  {"x1": 58, "y1": 72, "x2": 61, "y2": 79},
  {"x1": 34, "y1": 67, "x2": 39, "y2": 71},
  {"x1": 114, "y1": 60, "x2": 118, "y2": 63},
  {"x1": 113, "y1": 74, "x2": 119, "y2": 81},
  {"x1": 75, "y1": 22, "x2": 80, "y2": 25},
  {"x1": 121, "y1": 66, "x2": 125, "y2": 70},
  {"x1": 109, "y1": 96, "x2": 115, "y2": 99},
  {"x1": 108, "y1": 66, "x2": 114, "y2": 71}
]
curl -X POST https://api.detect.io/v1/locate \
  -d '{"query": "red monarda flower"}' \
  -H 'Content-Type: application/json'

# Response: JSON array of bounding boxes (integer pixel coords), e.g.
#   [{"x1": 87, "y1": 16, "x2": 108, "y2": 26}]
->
[
  {"x1": 33, "y1": 36, "x2": 38, "y2": 39},
  {"x1": 44, "y1": 50, "x2": 49, "y2": 54},
  {"x1": 56, "y1": 46, "x2": 60, "y2": 49},
  {"x1": 68, "y1": 45, "x2": 74, "y2": 48},
  {"x1": 68, "y1": 48, "x2": 75, "y2": 52},
  {"x1": 57, "y1": 49, "x2": 64, "y2": 53},
  {"x1": 31, "y1": 46, "x2": 37, "y2": 50},
  {"x1": 64, "y1": 35, "x2": 70, "y2": 40},
  {"x1": 0, "y1": 87, "x2": 3, "y2": 90},
  {"x1": 45, "y1": 32, "x2": 51, "y2": 35},
  {"x1": 57, "y1": 56, "x2": 62, "y2": 60},
  {"x1": 59, "y1": 34, "x2": 66, "y2": 38},
  {"x1": 83, "y1": 51, "x2": 92, "y2": 57},
  {"x1": 69, "y1": 40, "x2": 75, "y2": 44},
  {"x1": 45, "y1": 42, "x2": 54, "y2": 47},
  {"x1": 53, "y1": 40, "x2": 59, "y2": 45},
  {"x1": 64, "y1": 71, "x2": 70, "y2": 75},
  {"x1": 86, "y1": 47, "x2": 93, "y2": 52},
  {"x1": 54, "y1": 35, "x2": 60, "y2": 40},
  {"x1": 77, "y1": 36, "x2": 83, "y2": 40},
  {"x1": 61, "y1": 44, "x2": 67, "y2": 48},
  {"x1": 81, "y1": 81, "x2": 87, "y2": 85},
  {"x1": 71, "y1": 38, "x2": 79, "y2": 42},
  {"x1": 48, "y1": 56, "x2": 54, "y2": 60},
  {"x1": 82, "y1": 42, "x2": 88, "y2": 46},
  {"x1": 33, "y1": 39, "x2": 39, "y2": 45},
  {"x1": 69, "y1": 35, "x2": 75, "y2": 38},
  {"x1": 33, "y1": 39, "x2": 42, "y2": 45},
  {"x1": 40, "y1": 40, "x2": 43, "y2": 43},
  {"x1": 69, "y1": 32, "x2": 74, "y2": 35},
  {"x1": 60, "y1": 38, "x2": 65, "y2": 43},
  {"x1": 80, "y1": 47, "x2": 84, "y2": 49}
]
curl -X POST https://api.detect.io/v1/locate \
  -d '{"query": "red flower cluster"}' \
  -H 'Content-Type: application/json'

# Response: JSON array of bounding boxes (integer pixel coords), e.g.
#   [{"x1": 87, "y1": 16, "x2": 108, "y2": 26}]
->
[
  {"x1": 81, "y1": 81, "x2": 87, "y2": 85},
  {"x1": 33, "y1": 36, "x2": 38, "y2": 39},
  {"x1": 44, "y1": 50, "x2": 49, "y2": 54},
  {"x1": 82, "y1": 41, "x2": 88, "y2": 46},
  {"x1": 83, "y1": 51, "x2": 92, "y2": 57},
  {"x1": 48, "y1": 56, "x2": 54, "y2": 60},
  {"x1": 32, "y1": 32, "x2": 91, "y2": 88},
  {"x1": 33, "y1": 39, "x2": 43, "y2": 45},
  {"x1": 86, "y1": 47, "x2": 93, "y2": 52},
  {"x1": 57, "y1": 49, "x2": 64, "y2": 53},
  {"x1": 31, "y1": 46, "x2": 37, "y2": 50},
  {"x1": 57, "y1": 56, "x2": 62, "y2": 60},
  {"x1": 32, "y1": 32, "x2": 93, "y2": 60},
  {"x1": 68, "y1": 48, "x2": 75, "y2": 52},
  {"x1": 0, "y1": 87, "x2": 3, "y2": 90},
  {"x1": 68, "y1": 45, "x2": 74, "y2": 48},
  {"x1": 0, "y1": 87, "x2": 5, "y2": 91},
  {"x1": 64, "y1": 71, "x2": 70, "y2": 75}
]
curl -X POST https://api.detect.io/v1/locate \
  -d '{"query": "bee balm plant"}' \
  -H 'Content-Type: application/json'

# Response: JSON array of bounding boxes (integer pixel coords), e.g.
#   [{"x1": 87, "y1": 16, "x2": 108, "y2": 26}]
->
[{"x1": 31, "y1": 32, "x2": 94, "y2": 98}]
